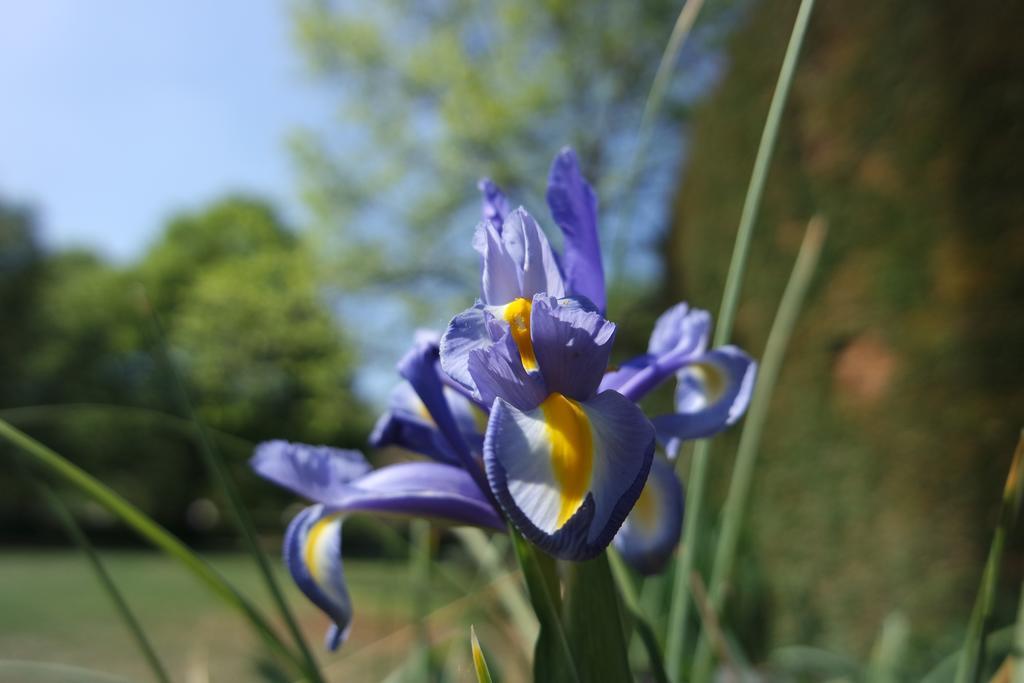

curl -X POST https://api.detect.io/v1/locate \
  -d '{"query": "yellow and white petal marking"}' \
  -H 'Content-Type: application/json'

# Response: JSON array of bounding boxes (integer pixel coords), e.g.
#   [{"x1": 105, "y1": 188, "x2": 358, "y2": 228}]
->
[
  {"x1": 495, "y1": 392, "x2": 595, "y2": 534},
  {"x1": 489, "y1": 297, "x2": 538, "y2": 372},
  {"x1": 302, "y1": 513, "x2": 348, "y2": 608},
  {"x1": 542, "y1": 393, "x2": 594, "y2": 526},
  {"x1": 682, "y1": 361, "x2": 727, "y2": 410}
]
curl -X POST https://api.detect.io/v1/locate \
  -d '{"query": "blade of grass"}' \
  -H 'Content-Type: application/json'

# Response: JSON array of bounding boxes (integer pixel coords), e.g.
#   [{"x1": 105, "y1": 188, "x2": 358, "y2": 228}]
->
[
  {"x1": 922, "y1": 626, "x2": 1016, "y2": 683},
  {"x1": 954, "y1": 432, "x2": 1024, "y2": 683},
  {"x1": 471, "y1": 625, "x2": 496, "y2": 683},
  {"x1": 410, "y1": 519, "x2": 434, "y2": 680},
  {"x1": 14, "y1": 460, "x2": 171, "y2": 683},
  {"x1": 865, "y1": 613, "x2": 911, "y2": 683},
  {"x1": 608, "y1": 549, "x2": 670, "y2": 683},
  {"x1": 690, "y1": 216, "x2": 827, "y2": 681},
  {"x1": 454, "y1": 527, "x2": 538, "y2": 647},
  {"x1": 0, "y1": 417, "x2": 306, "y2": 676},
  {"x1": 142, "y1": 298, "x2": 324, "y2": 683},
  {"x1": 607, "y1": 0, "x2": 706, "y2": 283},
  {"x1": 1012, "y1": 582, "x2": 1024, "y2": 683},
  {"x1": 663, "y1": 0, "x2": 817, "y2": 678}
]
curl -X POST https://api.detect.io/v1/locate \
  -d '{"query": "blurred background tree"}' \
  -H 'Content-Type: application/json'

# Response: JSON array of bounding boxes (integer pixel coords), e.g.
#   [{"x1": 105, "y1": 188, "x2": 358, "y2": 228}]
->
[
  {"x1": 0, "y1": 195, "x2": 368, "y2": 541},
  {"x1": 287, "y1": 0, "x2": 735, "y2": 382}
]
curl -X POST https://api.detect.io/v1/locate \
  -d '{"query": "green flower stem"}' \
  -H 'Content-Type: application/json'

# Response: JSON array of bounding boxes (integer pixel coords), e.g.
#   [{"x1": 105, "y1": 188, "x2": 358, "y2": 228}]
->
[
  {"x1": 18, "y1": 462, "x2": 171, "y2": 683},
  {"x1": 144, "y1": 303, "x2": 324, "y2": 683},
  {"x1": 664, "y1": 0, "x2": 817, "y2": 678},
  {"x1": 953, "y1": 432, "x2": 1024, "y2": 683},
  {"x1": 0, "y1": 418, "x2": 306, "y2": 676},
  {"x1": 690, "y1": 218, "x2": 827, "y2": 682},
  {"x1": 608, "y1": 549, "x2": 670, "y2": 683}
]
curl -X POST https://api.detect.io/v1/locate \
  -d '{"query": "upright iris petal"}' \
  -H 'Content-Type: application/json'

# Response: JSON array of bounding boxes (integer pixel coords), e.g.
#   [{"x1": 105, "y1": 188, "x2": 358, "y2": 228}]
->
[
  {"x1": 546, "y1": 148, "x2": 606, "y2": 312},
  {"x1": 613, "y1": 457, "x2": 685, "y2": 576},
  {"x1": 478, "y1": 178, "x2": 510, "y2": 229},
  {"x1": 474, "y1": 208, "x2": 565, "y2": 306}
]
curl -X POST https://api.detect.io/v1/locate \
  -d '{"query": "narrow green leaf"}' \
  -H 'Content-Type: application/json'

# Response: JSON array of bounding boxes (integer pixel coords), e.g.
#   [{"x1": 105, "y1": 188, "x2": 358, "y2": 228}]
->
[
  {"x1": 665, "y1": 0, "x2": 818, "y2": 678},
  {"x1": 1011, "y1": 583, "x2": 1024, "y2": 683},
  {"x1": 953, "y1": 432, "x2": 1024, "y2": 683},
  {"x1": 454, "y1": 527, "x2": 538, "y2": 647},
  {"x1": 608, "y1": 549, "x2": 670, "y2": 683},
  {"x1": 410, "y1": 519, "x2": 433, "y2": 681},
  {"x1": 690, "y1": 217, "x2": 827, "y2": 682},
  {"x1": 0, "y1": 418, "x2": 306, "y2": 675},
  {"x1": 143, "y1": 300, "x2": 325, "y2": 683},
  {"x1": 471, "y1": 626, "x2": 495, "y2": 683},
  {"x1": 563, "y1": 552, "x2": 632, "y2": 683},
  {"x1": 921, "y1": 626, "x2": 1016, "y2": 683},
  {"x1": 16, "y1": 460, "x2": 171, "y2": 683},
  {"x1": 508, "y1": 526, "x2": 579, "y2": 683}
]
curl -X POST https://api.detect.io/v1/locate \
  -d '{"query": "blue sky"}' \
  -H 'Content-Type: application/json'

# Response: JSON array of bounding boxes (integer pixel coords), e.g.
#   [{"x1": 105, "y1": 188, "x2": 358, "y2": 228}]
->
[{"x1": 0, "y1": 1, "x2": 330, "y2": 262}]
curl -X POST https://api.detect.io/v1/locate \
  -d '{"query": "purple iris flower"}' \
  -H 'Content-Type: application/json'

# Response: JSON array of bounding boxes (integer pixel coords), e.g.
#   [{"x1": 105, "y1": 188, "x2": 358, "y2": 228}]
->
[{"x1": 250, "y1": 149, "x2": 758, "y2": 649}]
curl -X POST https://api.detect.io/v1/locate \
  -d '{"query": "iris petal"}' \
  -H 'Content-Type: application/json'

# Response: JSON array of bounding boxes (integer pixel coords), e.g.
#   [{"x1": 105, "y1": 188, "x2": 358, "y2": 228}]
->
[
  {"x1": 613, "y1": 457, "x2": 684, "y2": 576},
  {"x1": 530, "y1": 295, "x2": 615, "y2": 401},
  {"x1": 370, "y1": 382, "x2": 470, "y2": 464},
  {"x1": 647, "y1": 303, "x2": 711, "y2": 358},
  {"x1": 545, "y1": 148, "x2": 605, "y2": 312},
  {"x1": 250, "y1": 441, "x2": 370, "y2": 504},
  {"x1": 284, "y1": 505, "x2": 352, "y2": 651},
  {"x1": 334, "y1": 461, "x2": 504, "y2": 529},
  {"x1": 484, "y1": 390, "x2": 654, "y2": 561},
  {"x1": 652, "y1": 346, "x2": 757, "y2": 442},
  {"x1": 474, "y1": 209, "x2": 566, "y2": 306},
  {"x1": 468, "y1": 332, "x2": 547, "y2": 413},
  {"x1": 477, "y1": 178, "x2": 510, "y2": 228},
  {"x1": 440, "y1": 305, "x2": 498, "y2": 392}
]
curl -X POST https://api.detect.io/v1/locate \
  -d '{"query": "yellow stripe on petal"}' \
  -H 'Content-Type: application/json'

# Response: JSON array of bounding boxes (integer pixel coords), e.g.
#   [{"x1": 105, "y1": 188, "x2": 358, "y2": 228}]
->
[
  {"x1": 304, "y1": 515, "x2": 338, "y2": 585},
  {"x1": 502, "y1": 297, "x2": 538, "y2": 372},
  {"x1": 630, "y1": 480, "x2": 659, "y2": 535},
  {"x1": 541, "y1": 393, "x2": 594, "y2": 527},
  {"x1": 691, "y1": 362, "x2": 726, "y2": 404}
]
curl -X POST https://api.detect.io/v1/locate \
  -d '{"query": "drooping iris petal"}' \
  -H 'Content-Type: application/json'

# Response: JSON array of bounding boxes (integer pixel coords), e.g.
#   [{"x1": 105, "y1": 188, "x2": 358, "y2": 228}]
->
[
  {"x1": 531, "y1": 295, "x2": 615, "y2": 401},
  {"x1": 270, "y1": 462, "x2": 505, "y2": 652},
  {"x1": 651, "y1": 346, "x2": 757, "y2": 442},
  {"x1": 327, "y1": 461, "x2": 504, "y2": 530},
  {"x1": 484, "y1": 390, "x2": 654, "y2": 561},
  {"x1": 474, "y1": 208, "x2": 565, "y2": 306},
  {"x1": 612, "y1": 457, "x2": 684, "y2": 576},
  {"x1": 283, "y1": 504, "x2": 352, "y2": 651},
  {"x1": 468, "y1": 331, "x2": 547, "y2": 412},
  {"x1": 251, "y1": 441, "x2": 371, "y2": 503},
  {"x1": 647, "y1": 303, "x2": 711, "y2": 358},
  {"x1": 478, "y1": 178, "x2": 510, "y2": 228},
  {"x1": 545, "y1": 148, "x2": 605, "y2": 312}
]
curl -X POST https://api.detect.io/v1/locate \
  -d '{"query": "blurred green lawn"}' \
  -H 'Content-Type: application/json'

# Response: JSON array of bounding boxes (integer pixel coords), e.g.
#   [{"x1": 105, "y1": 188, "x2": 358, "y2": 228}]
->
[{"x1": 0, "y1": 550, "x2": 517, "y2": 683}]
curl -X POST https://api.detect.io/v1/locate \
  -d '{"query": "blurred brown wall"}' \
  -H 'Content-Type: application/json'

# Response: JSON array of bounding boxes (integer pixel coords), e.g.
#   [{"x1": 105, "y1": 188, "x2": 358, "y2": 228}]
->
[{"x1": 666, "y1": 0, "x2": 1024, "y2": 664}]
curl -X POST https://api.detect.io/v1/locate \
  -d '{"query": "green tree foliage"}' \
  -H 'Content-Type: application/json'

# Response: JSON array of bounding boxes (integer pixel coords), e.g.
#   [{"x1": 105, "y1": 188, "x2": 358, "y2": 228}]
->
[
  {"x1": 288, "y1": 0, "x2": 712, "y2": 330},
  {"x1": 0, "y1": 195, "x2": 366, "y2": 540},
  {"x1": 665, "y1": 0, "x2": 1024, "y2": 669}
]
